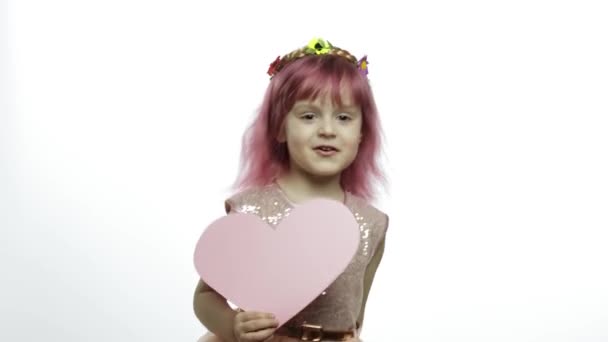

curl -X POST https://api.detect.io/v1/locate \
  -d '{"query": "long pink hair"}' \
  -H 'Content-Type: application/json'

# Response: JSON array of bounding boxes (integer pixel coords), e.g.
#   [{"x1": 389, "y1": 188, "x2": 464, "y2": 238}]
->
[{"x1": 232, "y1": 54, "x2": 386, "y2": 202}]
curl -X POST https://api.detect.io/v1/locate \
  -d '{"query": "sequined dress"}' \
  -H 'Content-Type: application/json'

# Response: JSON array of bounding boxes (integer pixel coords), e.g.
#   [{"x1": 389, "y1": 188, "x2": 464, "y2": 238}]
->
[{"x1": 199, "y1": 182, "x2": 389, "y2": 341}]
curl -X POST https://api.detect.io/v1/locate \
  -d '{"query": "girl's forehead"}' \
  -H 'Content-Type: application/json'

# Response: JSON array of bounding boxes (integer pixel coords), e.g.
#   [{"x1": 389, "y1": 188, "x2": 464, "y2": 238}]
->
[
  {"x1": 297, "y1": 87, "x2": 357, "y2": 108},
  {"x1": 292, "y1": 98, "x2": 360, "y2": 113}
]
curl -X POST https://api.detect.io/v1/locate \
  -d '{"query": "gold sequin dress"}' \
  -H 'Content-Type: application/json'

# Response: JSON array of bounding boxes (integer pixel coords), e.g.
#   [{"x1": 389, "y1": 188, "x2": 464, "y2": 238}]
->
[{"x1": 198, "y1": 182, "x2": 389, "y2": 341}]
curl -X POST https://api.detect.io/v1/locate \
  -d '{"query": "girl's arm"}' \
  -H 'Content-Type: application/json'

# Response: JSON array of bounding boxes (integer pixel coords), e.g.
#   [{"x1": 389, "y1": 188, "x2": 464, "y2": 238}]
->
[
  {"x1": 357, "y1": 236, "x2": 386, "y2": 330},
  {"x1": 193, "y1": 279, "x2": 238, "y2": 342}
]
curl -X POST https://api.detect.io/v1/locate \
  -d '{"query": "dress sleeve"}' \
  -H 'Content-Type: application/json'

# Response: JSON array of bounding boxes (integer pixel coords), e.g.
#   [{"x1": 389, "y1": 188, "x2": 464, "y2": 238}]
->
[
  {"x1": 224, "y1": 193, "x2": 241, "y2": 214},
  {"x1": 224, "y1": 199, "x2": 234, "y2": 214},
  {"x1": 370, "y1": 212, "x2": 389, "y2": 260}
]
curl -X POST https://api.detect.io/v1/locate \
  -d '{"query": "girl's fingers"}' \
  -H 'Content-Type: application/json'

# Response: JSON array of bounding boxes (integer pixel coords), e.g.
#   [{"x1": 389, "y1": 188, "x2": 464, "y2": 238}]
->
[
  {"x1": 238, "y1": 311, "x2": 276, "y2": 322},
  {"x1": 251, "y1": 312, "x2": 275, "y2": 320},
  {"x1": 234, "y1": 311, "x2": 278, "y2": 341},
  {"x1": 239, "y1": 318, "x2": 279, "y2": 332},
  {"x1": 239, "y1": 328, "x2": 276, "y2": 342}
]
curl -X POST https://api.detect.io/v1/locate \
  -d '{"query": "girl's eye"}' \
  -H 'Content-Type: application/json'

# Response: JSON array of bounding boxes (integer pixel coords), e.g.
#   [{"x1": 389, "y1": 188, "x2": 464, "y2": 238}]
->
[
  {"x1": 338, "y1": 114, "x2": 352, "y2": 121},
  {"x1": 301, "y1": 113, "x2": 316, "y2": 120}
]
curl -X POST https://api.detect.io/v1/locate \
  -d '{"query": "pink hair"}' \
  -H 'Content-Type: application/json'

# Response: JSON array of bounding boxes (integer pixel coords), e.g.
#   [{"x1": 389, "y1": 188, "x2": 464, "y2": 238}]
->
[{"x1": 231, "y1": 54, "x2": 387, "y2": 201}]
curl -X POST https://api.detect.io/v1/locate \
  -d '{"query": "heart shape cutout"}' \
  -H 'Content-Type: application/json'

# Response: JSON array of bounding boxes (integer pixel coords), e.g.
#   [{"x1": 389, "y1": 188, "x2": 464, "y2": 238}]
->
[{"x1": 193, "y1": 198, "x2": 360, "y2": 327}]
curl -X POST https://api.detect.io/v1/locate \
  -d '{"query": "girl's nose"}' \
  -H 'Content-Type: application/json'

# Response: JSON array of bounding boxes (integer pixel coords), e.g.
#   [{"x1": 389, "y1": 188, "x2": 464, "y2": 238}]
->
[{"x1": 318, "y1": 118, "x2": 336, "y2": 137}]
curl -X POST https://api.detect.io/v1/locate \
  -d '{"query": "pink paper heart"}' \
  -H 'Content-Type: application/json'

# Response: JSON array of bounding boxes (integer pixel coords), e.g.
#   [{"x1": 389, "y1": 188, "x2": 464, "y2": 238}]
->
[{"x1": 193, "y1": 198, "x2": 360, "y2": 326}]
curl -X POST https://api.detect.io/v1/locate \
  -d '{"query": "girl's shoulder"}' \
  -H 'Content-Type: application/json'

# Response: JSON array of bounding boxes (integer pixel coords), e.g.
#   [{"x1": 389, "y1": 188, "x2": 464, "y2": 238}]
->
[
  {"x1": 346, "y1": 192, "x2": 390, "y2": 236},
  {"x1": 223, "y1": 183, "x2": 284, "y2": 215}
]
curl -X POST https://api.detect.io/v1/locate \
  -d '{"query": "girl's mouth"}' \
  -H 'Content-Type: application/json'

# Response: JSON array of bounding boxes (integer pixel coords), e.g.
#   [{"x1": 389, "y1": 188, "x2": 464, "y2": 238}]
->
[{"x1": 314, "y1": 146, "x2": 339, "y2": 156}]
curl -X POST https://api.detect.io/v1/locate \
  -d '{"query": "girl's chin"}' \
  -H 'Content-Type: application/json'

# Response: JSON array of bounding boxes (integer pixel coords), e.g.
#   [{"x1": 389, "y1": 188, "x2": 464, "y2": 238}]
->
[{"x1": 304, "y1": 167, "x2": 345, "y2": 179}]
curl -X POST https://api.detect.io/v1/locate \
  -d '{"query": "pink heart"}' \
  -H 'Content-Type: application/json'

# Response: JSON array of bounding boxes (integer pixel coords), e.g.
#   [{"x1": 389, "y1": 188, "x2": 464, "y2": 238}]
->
[{"x1": 193, "y1": 198, "x2": 360, "y2": 327}]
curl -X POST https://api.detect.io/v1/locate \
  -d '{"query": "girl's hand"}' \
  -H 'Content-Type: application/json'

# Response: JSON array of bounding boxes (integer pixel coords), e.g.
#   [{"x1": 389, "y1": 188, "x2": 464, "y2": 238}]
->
[{"x1": 232, "y1": 310, "x2": 279, "y2": 342}]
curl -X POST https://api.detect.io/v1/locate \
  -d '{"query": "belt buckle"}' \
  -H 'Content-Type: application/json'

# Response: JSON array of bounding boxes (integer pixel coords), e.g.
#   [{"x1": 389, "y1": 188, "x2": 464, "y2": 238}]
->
[{"x1": 301, "y1": 323, "x2": 323, "y2": 341}]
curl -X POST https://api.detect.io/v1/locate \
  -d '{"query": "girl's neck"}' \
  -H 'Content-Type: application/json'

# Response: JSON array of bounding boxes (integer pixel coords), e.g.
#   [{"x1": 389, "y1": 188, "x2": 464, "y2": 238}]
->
[{"x1": 275, "y1": 172, "x2": 345, "y2": 205}]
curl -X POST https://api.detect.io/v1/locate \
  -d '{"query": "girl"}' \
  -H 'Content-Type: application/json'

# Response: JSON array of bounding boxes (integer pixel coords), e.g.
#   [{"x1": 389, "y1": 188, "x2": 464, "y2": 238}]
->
[{"x1": 193, "y1": 37, "x2": 389, "y2": 342}]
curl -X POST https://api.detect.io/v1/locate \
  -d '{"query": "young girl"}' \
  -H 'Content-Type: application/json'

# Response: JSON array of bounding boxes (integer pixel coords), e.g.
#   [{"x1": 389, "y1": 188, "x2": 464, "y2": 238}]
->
[{"x1": 193, "y1": 37, "x2": 389, "y2": 342}]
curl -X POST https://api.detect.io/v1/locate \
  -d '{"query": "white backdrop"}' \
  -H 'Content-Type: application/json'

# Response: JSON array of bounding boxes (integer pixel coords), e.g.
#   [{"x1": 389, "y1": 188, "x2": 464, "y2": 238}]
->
[{"x1": 2, "y1": 1, "x2": 608, "y2": 341}]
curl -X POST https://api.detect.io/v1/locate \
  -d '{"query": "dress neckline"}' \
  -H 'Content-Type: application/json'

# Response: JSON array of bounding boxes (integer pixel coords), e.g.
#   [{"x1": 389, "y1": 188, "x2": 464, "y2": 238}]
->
[{"x1": 271, "y1": 181, "x2": 349, "y2": 207}]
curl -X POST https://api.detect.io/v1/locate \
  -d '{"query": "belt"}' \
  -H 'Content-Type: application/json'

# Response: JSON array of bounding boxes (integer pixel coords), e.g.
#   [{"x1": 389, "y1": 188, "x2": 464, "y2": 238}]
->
[{"x1": 279, "y1": 323, "x2": 358, "y2": 341}]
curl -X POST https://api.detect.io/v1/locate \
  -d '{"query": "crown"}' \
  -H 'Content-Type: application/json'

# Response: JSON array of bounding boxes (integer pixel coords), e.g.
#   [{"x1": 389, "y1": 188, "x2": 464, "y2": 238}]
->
[{"x1": 267, "y1": 37, "x2": 369, "y2": 79}]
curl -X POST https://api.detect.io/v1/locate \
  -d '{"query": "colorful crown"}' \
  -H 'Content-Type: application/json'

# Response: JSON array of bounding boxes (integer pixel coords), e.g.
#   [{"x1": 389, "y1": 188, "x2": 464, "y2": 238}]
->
[{"x1": 267, "y1": 37, "x2": 369, "y2": 79}]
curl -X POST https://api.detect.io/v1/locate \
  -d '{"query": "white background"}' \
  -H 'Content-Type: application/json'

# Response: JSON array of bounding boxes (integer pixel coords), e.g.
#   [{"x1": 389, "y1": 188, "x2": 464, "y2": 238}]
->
[{"x1": 2, "y1": 1, "x2": 608, "y2": 341}]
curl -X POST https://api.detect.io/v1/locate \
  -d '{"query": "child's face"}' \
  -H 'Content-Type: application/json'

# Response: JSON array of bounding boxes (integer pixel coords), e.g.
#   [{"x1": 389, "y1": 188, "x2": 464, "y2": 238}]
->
[{"x1": 279, "y1": 91, "x2": 363, "y2": 181}]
